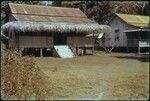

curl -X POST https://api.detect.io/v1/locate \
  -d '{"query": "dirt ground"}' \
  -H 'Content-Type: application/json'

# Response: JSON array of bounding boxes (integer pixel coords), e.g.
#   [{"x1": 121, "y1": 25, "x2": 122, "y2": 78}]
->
[{"x1": 34, "y1": 51, "x2": 149, "y2": 100}]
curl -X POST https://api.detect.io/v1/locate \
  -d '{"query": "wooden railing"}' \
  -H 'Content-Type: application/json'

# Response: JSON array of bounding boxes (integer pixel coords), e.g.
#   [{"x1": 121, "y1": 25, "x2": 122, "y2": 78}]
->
[{"x1": 127, "y1": 39, "x2": 150, "y2": 47}]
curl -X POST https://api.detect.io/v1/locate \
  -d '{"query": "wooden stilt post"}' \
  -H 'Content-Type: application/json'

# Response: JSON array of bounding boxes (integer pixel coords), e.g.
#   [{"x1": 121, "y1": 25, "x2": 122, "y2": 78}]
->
[
  {"x1": 138, "y1": 46, "x2": 140, "y2": 55},
  {"x1": 52, "y1": 47, "x2": 54, "y2": 57},
  {"x1": 25, "y1": 48, "x2": 27, "y2": 56},
  {"x1": 92, "y1": 46, "x2": 94, "y2": 55},
  {"x1": 20, "y1": 48, "x2": 23, "y2": 56},
  {"x1": 78, "y1": 47, "x2": 79, "y2": 56},
  {"x1": 92, "y1": 31, "x2": 94, "y2": 55},
  {"x1": 138, "y1": 32, "x2": 141, "y2": 55},
  {"x1": 19, "y1": 48, "x2": 21, "y2": 56},
  {"x1": 126, "y1": 46, "x2": 129, "y2": 53},
  {"x1": 40, "y1": 48, "x2": 43, "y2": 57},
  {"x1": 84, "y1": 47, "x2": 86, "y2": 55},
  {"x1": 76, "y1": 47, "x2": 78, "y2": 56},
  {"x1": 51, "y1": 48, "x2": 53, "y2": 56}
]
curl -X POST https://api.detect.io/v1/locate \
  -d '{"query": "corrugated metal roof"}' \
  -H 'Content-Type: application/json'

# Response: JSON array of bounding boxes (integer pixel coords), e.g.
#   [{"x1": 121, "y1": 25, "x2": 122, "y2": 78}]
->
[
  {"x1": 9, "y1": 3, "x2": 94, "y2": 23},
  {"x1": 116, "y1": 13, "x2": 149, "y2": 28}
]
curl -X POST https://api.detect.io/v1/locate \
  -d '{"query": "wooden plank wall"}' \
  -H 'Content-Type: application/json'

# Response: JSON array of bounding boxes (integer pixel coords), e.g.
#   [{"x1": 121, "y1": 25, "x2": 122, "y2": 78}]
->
[
  {"x1": 8, "y1": 30, "x2": 15, "y2": 48},
  {"x1": 67, "y1": 37, "x2": 95, "y2": 47},
  {"x1": 17, "y1": 36, "x2": 53, "y2": 48},
  {"x1": 13, "y1": 36, "x2": 94, "y2": 48},
  {"x1": 108, "y1": 17, "x2": 127, "y2": 47}
]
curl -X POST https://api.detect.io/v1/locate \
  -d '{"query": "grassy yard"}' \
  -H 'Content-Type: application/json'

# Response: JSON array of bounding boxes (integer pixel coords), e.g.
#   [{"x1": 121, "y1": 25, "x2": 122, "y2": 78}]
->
[{"x1": 34, "y1": 51, "x2": 149, "y2": 100}]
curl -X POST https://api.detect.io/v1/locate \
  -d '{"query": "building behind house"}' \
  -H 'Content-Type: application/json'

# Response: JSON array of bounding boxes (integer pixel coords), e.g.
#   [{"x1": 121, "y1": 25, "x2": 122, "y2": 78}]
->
[{"x1": 103, "y1": 13, "x2": 149, "y2": 52}]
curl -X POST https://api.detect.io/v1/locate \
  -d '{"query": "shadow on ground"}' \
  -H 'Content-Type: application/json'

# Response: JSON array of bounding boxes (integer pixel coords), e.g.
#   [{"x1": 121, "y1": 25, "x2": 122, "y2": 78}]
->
[{"x1": 112, "y1": 53, "x2": 149, "y2": 62}]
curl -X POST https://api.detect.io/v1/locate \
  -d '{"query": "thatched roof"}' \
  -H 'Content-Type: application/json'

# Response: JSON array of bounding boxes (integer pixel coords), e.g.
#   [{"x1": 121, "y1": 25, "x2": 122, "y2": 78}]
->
[
  {"x1": 1, "y1": 3, "x2": 112, "y2": 38},
  {"x1": 9, "y1": 3, "x2": 94, "y2": 23},
  {"x1": 1, "y1": 21, "x2": 112, "y2": 36}
]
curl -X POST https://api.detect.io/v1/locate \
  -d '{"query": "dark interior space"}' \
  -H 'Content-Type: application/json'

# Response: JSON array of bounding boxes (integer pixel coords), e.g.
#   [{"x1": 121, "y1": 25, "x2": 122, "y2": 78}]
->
[
  {"x1": 126, "y1": 31, "x2": 150, "y2": 39},
  {"x1": 42, "y1": 48, "x2": 52, "y2": 57},
  {"x1": 22, "y1": 48, "x2": 40, "y2": 57},
  {"x1": 53, "y1": 34, "x2": 67, "y2": 45},
  {"x1": 22, "y1": 48, "x2": 53, "y2": 57}
]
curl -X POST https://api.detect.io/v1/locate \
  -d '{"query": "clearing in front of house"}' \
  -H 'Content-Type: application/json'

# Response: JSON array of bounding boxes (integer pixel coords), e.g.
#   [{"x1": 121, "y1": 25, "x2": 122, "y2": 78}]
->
[{"x1": 34, "y1": 51, "x2": 149, "y2": 100}]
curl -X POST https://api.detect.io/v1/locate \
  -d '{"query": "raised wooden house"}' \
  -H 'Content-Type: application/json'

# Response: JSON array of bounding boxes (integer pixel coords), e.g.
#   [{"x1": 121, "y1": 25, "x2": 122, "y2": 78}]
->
[
  {"x1": 106, "y1": 13, "x2": 150, "y2": 52},
  {"x1": 1, "y1": 3, "x2": 111, "y2": 58}
]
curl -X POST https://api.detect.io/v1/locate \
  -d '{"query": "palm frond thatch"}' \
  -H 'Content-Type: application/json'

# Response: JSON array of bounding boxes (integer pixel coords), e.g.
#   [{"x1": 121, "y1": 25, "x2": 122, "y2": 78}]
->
[{"x1": 1, "y1": 21, "x2": 112, "y2": 36}]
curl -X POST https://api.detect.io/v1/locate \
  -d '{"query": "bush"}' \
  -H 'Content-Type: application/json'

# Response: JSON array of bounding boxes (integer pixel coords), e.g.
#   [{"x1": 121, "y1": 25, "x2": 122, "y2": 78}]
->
[{"x1": 1, "y1": 49, "x2": 52, "y2": 100}]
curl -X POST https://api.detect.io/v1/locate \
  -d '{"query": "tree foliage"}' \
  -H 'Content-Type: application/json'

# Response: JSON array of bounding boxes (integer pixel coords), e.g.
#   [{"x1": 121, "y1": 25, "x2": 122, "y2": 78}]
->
[
  {"x1": 59, "y1": 1, "x2": 149, "y2": 24},
  {"x1": 1, "y1": 1, "x2": 149, "y2": 25},
  {"x1": 1, "y1": 1, "x2": 40, "y2": 25}
]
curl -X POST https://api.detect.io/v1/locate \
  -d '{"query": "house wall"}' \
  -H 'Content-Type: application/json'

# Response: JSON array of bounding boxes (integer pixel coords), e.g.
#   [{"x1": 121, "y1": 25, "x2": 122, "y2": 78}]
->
[
  {"x1": 8, "y1": 30, "x2": 16, "y2": 48},
  {"x1": 108, "y1": 17, "x2": 140, "y2": 47},
  {"x1": 108, "y1": 17, "x2": 127, "y2": 47},
  {"x1": 11, "y1": 35, "x2": 94, "y2": 49},
  {"x1": 16, "y1": 36, "x2": 53, "y2": 48},
  {"x1": 67, "y1": 37, "x2": 95, "y2": 47}
]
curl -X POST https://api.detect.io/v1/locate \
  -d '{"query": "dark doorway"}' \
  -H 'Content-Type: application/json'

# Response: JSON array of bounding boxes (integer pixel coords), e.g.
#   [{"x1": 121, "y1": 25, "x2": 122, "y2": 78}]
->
[{"x1": 53, "y1": 34, "x2": 67, "y2": 45}]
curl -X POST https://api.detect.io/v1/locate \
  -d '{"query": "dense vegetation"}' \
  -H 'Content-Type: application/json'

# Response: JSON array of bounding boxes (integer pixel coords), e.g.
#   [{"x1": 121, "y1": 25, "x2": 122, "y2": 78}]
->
[
  {"x1": 1, "y1": 1, "x2": 149, "y2": 25},
  {"x1": 55, "y1": 1, "x2": 149, "y2": 24},
  {"x1": 1, "y1": 45, "x2": 52, "y2": 100}
]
